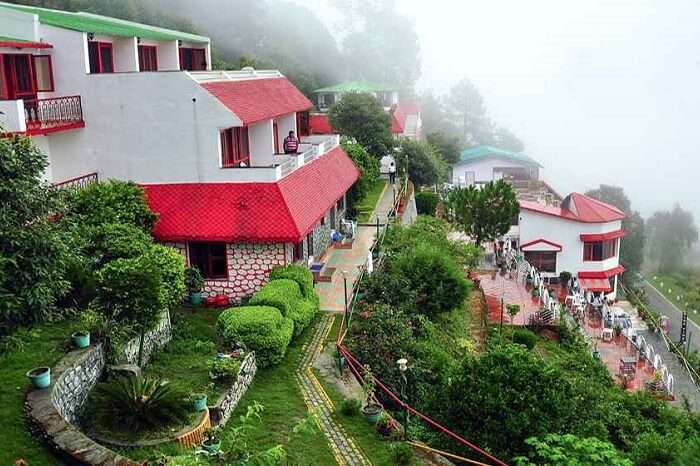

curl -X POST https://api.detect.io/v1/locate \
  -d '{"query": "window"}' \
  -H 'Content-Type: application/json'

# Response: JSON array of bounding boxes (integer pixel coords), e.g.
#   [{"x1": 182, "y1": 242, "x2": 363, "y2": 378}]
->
[
  {"x1": 189, "y1": 242, "x2": 227, "y2": 279},
  {"x1": 336, "y1": 196, "x2": 345, "y2": 212},
  {"x1": 524, "y1": 251, "x2": 557, "y2": 273},
  {"x1": 1, "y1": 54, "x2": 35, "y2": 98},
  {"x1": 307, "y1": 233, "x2": 314, "y2": 257},
  {"x1": 220, "y1": 127, "x2": 250, "y2": 167},
  {"x1": 292, "y1": 241, "x2": 304, "y2": 262},
  {"x1": 583, "y1": 239, "x2": 617, "y2": 261},
  {"x1": 297, "y1": 111, "x2": 310, "y2": 136},
  {"x1": 138, "y1": 45, "x2": 158, "y2": 71},
  {"x1": 179, "y1": 47, "x2": 206, "y2": 71},
  {"x1": 33, "y1": 55, "x2": 53, "y2": 92},
  {"x1": 88, "y1": 41, "x2": 113, "y2": 73}
]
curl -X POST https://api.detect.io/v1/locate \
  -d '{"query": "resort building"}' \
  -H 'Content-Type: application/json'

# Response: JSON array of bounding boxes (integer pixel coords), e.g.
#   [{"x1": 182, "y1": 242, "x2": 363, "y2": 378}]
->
[
  {"x1": 0, "y1": 3, "x2": 359, "y2": 302},
  {"x1": 452, "y1": 145, "x2": 542, "y2": 187}
]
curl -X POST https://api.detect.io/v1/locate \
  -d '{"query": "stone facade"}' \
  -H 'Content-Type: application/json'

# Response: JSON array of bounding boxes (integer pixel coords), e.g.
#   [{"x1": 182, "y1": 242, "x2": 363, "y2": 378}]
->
[
  {"x1": 51, "y1": 344, "x2": 106, "y2": 424},
  {"x1": 209, "y1": 352, "x2": 257, "y2": 426},
  {"x1": 121, "y1": 311, "x2": 172, "y2": 367}
]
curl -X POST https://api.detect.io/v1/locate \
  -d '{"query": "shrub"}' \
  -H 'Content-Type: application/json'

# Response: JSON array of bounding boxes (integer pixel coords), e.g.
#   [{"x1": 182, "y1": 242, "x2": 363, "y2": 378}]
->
[
  {"x1": 269, "y1": 264, "x2": 315, "y2": 299},
  {"x1": 184, "y1": 267, "x2": 204, "y2": 293},
  {"x1": 63, "y1": 180, "x2": 157, "y2": 233},
  {"x1": 84, "y1": 223, "x2": 152, "y2": 266},
  {"x1": 147, "y1": 244, "x2": 186, "y2": 310},
  {"x1": 217, "y1": 306, "x2": 294, "y2": 367},
  {"x1": 207, "y1": 357, "x2": 242, "y2": 382},
  {"x1": 249, "y1": 279, "x2": 316, "y2": 336},
  {"x1": 513, "y1": 329, "x2": 538, "y2": 350},
  {"x1": 289, "y1": 299, "x2": 318, "y2": 337},
  {"x1": 339, "y1": 398, "x2": 362, "y2": 416},
  {"x1": 559, "y1": 271, "x2": 572, "y2": 284},
  {"x1": 415, "y1": 191, "x2": 439, "y2": 216},
  {"x1": 92, "y1": 375, "x2": 188, "y2": 431},
  {"x1": 389, "y1": 442, "x2": 414, "y2": 465}
]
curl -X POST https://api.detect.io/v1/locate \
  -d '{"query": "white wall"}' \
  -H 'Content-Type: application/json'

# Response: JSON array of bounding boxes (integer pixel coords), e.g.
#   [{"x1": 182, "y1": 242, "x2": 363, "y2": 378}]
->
[
  {"x1": 452, "y1": 157, "x2": 539, "y2": 185},
  {"x1": 518, "y1": 209, "x2": 622, "y2": 277},
  {"x1": 249, "y1": 120, "x2": 274, "y2": 166},
  {"x1": 276, "y1": 112, "x2": 297, "y2": 146},
  {"x1": 0, "y1": 100, "x2": 26, "y2": 132},
  {"x1": 0, "y1": 7, "x2": 39, "y2": 41},
  {"x1": 112, "y1": 36, "x2": 138, "y2": 72},
  {"x1": 139, "y1": 39, "x2": 179, "y2": 71}
]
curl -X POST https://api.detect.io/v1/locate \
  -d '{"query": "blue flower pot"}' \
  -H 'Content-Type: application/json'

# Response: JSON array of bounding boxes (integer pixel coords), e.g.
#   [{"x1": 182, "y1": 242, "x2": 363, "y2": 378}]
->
[
  {"x1": 27, "y1": 367, "x2": 51, "y2": 389},
  {"x1": 361, "y1": 403, "x2": 382, "y2": 424},
  {"x1": 202, "y1": 439, "x2": 221, "y2": 454},
  {"x1": 190, "y1": 292, "x2": 203, "y2": 305},
  {"x1": 72, "y1": 331, "x2": 90, "y2": 349},
  {"x1": 193, "y1": 394, "x2": 208, "y2": 412}
]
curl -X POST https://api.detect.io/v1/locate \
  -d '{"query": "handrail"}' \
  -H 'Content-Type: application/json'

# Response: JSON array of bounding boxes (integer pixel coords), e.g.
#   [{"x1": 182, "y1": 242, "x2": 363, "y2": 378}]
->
[
  {"x1": 24, "y1": 95, "x2": 83, "y2": 131},
  {"x1": 51, "y1": 172, "x2": 98, "y2": 190}
]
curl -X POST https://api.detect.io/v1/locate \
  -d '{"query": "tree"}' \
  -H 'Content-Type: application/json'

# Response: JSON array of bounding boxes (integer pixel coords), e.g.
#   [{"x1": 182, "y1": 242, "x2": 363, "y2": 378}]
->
[
  {"x1": 340, "y1": 137, "x2": 380, "y2": 212},
  {"x1": 491, "y1": 125, "x2": 525, "y2": 153},
  {"x1": 329, "y1": 93, "x2": 393, "y2": 157},
  {"x1": 445, "y1": 180, "x2": 520, "y2": 246},
  {"x1": 396, "y1": 139, "x2": 447, "y2": 187},
  {"x1": 0, "y1": 136, "x2": 71, "y2": 333},
  {"x1": 448, "y1": 78, "x2": 491, "y2": 145},
  {"x1": 646, "y1": 205, "x2": 698, "y2": 272},
  {"x1": 586, "y1": 185, "x2": 645, "y2": 275},
  {"x1": 426, "y1": 131, "x2": 461, "y2": 165},
  {"x1": 514, "y1": 434, "x2": 633, "y2": 466}
]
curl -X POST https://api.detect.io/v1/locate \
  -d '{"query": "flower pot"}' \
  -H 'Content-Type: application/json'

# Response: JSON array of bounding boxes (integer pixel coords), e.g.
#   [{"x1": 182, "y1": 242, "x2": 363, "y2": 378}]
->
[
  {"x1": 193, "y1": 394, "x2": 208, "y2": 412},
  {"x1": 27, "y1": 367, "x2": 51, "y2": 389},
  {"x1": 361, "y1": 403, "x2": 382, "y2": 424},
  {"x1": 190, "y1": 291, "x2": 203, "y2": 305},
  {"x1": 202, "y1": 439, "x2": 221, "y2": 454},
  {"x1": 72, "y1": 331, "x2": 90, "y2": 349}
]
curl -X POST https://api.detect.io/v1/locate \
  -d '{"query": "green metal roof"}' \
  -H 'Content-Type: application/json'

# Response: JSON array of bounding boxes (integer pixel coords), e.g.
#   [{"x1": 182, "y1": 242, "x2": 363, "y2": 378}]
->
[
  {"x1": 313, "y1": 80, "x2": 398, "y2": 94},
  {"x1": 0, "y1": 2, "x2": 209, "y2": 43},
  {"x1": 457, "y1": 145, "x2": 542, "y2": 168}
]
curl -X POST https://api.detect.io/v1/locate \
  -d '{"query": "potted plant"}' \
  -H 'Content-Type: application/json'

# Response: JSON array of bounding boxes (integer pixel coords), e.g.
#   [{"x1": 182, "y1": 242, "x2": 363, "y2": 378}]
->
[
  {"x1": 613, "y1": 324, "x2": 623, "y2": 339},
  {"x1": 26, "y1": 367, "x2": 51, "y2": 389},
  {"x1": 202, "y1": 426, "x2": 222, "y2": 454},
  {"x1": 558, "y1": 271, "x2": 572, "y2": 288},
  {"x1": 192, "y1": 392, "x2": 207, "y2": 412},
  {"x1": 531, "y1": 288, "x2": 540, "y2": 302},
  {"x1": 71, "y1": 331, "x2": 90, "y2": 349},
  {"x1": 375, "y1": 412, "x2": 398, "y2": 437},
  {"x1": 185, "y1": 267, "x2": 205, "y2": 305},
  {"x1": 360, "y1": 365, "x2": 382, "y2": 424}
]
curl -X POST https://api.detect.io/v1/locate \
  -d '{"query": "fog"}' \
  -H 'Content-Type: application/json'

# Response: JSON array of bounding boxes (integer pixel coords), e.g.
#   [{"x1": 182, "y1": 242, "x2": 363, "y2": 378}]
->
[{"x1": 296, "y1": 0, "x2": 700, "y2": 222}]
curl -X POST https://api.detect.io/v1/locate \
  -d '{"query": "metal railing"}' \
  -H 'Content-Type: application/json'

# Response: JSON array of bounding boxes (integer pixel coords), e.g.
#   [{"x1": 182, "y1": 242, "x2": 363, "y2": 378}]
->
[
  {"x1": 24, "y1": 96, "x2": 83, "y2": 133},
  {"x1": 51, "y1": 172, "x2": 98, "y2": 191}
]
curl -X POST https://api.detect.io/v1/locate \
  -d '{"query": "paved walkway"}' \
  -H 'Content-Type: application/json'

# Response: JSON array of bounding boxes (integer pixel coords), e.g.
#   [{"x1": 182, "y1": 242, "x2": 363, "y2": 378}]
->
[
  {"x1": 643, "y1": 279, "x2": 700, "y2": 353},
  {"x1": 316, "y1": 183, "x2": 397, "y2": 312},
  {"x1": 477, "y1": 272, "x2": 540, "y2": 325},
  {"x1": 296, "y1": 314, "x2": 370, "y2": 466}
]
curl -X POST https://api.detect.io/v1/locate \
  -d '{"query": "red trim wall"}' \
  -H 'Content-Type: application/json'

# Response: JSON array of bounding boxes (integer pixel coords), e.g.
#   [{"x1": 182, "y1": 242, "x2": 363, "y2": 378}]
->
[
  {"x1": 578, "y1": 265, "x2": 625, "y2": 279},
  {"x1": 580, "y1": 229, "x2": 626, "y2": 242},
  {"x1": 0, "y1": 41, "x2": 52, "y2": 49}
]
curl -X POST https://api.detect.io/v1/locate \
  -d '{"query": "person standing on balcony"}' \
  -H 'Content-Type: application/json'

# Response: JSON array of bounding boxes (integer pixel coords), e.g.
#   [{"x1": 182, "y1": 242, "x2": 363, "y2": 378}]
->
[{"x1": 284, "y1": 130, "x2": 299, "y2": 154}]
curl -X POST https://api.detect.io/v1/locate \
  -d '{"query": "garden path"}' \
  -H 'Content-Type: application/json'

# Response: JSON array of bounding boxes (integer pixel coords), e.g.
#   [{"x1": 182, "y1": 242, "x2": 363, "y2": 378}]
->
[{"x1": 296, "y1": 314, "x2": 371, "y2": 465}]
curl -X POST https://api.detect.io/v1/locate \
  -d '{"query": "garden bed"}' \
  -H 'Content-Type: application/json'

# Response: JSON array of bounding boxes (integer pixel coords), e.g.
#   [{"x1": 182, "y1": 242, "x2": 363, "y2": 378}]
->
[{"x1": 356, "y1": 180, "x2": 388, "y2": 223}]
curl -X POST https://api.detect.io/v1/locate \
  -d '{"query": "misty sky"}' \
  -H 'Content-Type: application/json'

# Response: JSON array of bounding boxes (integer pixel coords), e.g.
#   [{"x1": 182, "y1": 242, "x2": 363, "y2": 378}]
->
[{"x1": 296, "y1": 0, "x2": 700, "y2": 221}]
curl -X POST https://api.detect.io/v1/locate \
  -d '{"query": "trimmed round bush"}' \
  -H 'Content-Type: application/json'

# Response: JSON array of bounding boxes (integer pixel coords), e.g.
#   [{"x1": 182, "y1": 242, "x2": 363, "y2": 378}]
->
[
  {"x1": 217, "y1": 306, "x2": 294, "y2": 367},
  {"x1": 513, "y1": 328, "x2": 538, "y2": 350},
  {"x1": 249, "y1": 279, "x2": 317, "y2": 336},
  {"x1": 415, "y1": 191, "x2": 439, "y2": 216},
  {"x1": 289, "y1": 298, "x2": 318, "y2": 337},
  {"x1": 269, "y1": 264, "x2": 315, "y2": 299}
]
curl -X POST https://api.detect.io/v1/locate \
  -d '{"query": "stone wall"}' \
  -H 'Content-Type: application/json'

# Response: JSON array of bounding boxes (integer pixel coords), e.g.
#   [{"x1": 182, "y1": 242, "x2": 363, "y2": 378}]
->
[
  {"x1": 209, "y1": 352, "x2": 257, "y2": 426},
  {"x1": 121, "y1": 310, "x2": 172, "y2": 367},
  {"x1": 26, "y1": 344, "x2": 139, "y2": 466}
]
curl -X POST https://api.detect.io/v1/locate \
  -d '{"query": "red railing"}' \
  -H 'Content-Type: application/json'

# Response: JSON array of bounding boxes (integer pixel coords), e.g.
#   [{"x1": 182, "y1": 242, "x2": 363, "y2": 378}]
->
[
  {"x1": 24, "y1": 96, "x2": 84, "y2": 135},
  {"x1": 51, "y1": 172, "x2": 98, "y2": 191}
]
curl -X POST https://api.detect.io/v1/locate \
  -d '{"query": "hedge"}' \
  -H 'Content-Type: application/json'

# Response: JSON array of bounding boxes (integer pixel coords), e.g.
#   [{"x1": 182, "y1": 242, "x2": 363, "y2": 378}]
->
[
  {"x1": 249, "y1": 279, "x2": 318, "y2": 336},
  {"x1": 269, "y1": 264, "x2": 315, "y2": 299},
  {"x1": 415, "y1": 191, "x2": 439, "y2": 216},
  {"x1": 217, "y1": 306, "x2": 294, "y2": 367},
  {"x1": 288, "y1": 299, "x2": 319, "y2": 337}
]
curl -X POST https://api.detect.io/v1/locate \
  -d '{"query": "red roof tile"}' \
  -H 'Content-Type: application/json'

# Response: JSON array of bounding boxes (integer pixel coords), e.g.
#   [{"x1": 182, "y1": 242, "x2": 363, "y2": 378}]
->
[
  {"x1": 520, "y1": 193, "x2": 625, "y2": 223},
  {"x1": 519, "y1": 238, "x2": 563, "y2": 251},
  {"x1": 391, "y1": 101, "x2": 419, "y2": 134},
  {"x1": 201, "y1": 77, "x2": 312, "y2": 126},
  {"x1": 580, "y1": 229, "x2": 626, "y2": 242},
  {"x1": 143, "y1": 146, "x2": 359, "y2": 243},
  {"x1": 309, "y1": 113, "x2": 334, "y2": 134}
]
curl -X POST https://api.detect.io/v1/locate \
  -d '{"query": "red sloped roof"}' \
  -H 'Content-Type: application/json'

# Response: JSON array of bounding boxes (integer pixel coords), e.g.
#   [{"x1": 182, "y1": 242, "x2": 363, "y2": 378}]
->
[
  {"x1": 519, "y1": 238, "x2": 563, "y2": 252},
  {"x1": 520, "y1": 193, "x2": 625, "y2": 223},
  {"x1": 391, "y1": 112, "x2": 403, "y2": 134},
  {"x1": 309, "y1": 113, "x2": 334, "y2": 134},
  {"x1": 143, "y1": 146, "x2": 359, "y2": 243},
  {"x1": 580, "y1": 229, "x2": 626, "y2": 242},
  {"x1": 391, "y1": 101, "x2": 420, "y2": 134},
  {"x1": 201, "y1": 77, "x2": 312, "y2": 126}
]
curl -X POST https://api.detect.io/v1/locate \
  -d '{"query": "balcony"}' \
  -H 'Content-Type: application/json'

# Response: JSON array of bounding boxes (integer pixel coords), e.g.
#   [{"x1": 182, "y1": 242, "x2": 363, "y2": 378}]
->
[
  {"x1": 0, "y1": 96, "x2": 84, "y2": 136},
  {"x1": 273, "y1": 134, "x2": 341, "y2": 179}
]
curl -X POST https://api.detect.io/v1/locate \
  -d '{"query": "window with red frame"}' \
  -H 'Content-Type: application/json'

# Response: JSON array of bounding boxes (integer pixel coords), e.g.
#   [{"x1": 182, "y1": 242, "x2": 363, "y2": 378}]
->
[
  {"x1": 189, "y1": 242, "x2": 227, "y2": 279},
  {"x1": 296, "y1": 111, "x2": 310, "y2": 136},
  {"x1": 524, "y1": 251, "x2": 557, "y2": 273},
  {"x1": 33, "y1": 55, "x2": 54, "y2": 92},
  {"x1": 179, "y1": 47, "x2": 206, "y2": 71},
  {"x1": 88, "y1": 41, "x2": 114, "y2": 73},
  {"x1": 292, "y1": 241, "x2": 304, "y2": 262},
  {"x1": 0, "y1": 54, "x2": 36, "y2": 99},
  {"x1": 220, "y1": 127, "x2": 250, "y2": 167},
  {"x1": 138, "y1": 45, "x2": 158, "y2": 71},
  {"x1": 583, "y1": 239, "x2": 617, "y2": 261}
]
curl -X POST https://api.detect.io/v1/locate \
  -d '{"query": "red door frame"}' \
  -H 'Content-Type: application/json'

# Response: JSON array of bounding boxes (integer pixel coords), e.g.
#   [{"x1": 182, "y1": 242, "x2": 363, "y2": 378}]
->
[
  {"x1": 273, "y1": 120, "x2": 280, "y2": 154},
  {"x1": 1, "y1": 53, "x2": 37, "y2": 99}
]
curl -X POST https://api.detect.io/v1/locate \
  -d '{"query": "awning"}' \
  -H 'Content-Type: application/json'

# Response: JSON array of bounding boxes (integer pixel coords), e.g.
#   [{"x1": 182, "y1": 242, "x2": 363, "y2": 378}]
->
[
  {"x1": 579, "y1": 277, "x2": 612, "y2": 292},
  {"x1": 580, "y1": 229, "x2": 625, "y2": 242},
  {"x1": 578, "y1": 265, "x2": 625, "y2": 279}
]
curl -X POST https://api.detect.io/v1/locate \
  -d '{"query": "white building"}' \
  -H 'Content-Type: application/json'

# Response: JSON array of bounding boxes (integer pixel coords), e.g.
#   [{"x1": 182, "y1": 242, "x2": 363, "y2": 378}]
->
[
  {"x1": 452, "y1": 145, "x2": 542, "y2": 187},
  {"x1": 0, "y1": 3, "x2": 359, "y2": 302},
  {"x1": 514, "y1": 192, "x2": 626, "y2": 297}
]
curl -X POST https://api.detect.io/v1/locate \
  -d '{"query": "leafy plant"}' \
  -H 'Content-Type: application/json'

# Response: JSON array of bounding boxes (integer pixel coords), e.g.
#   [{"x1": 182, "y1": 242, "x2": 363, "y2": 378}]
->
[
  {"x1": 362, "y1": 365, "x2": 377, "y2": 406},
  {"x1": 513, "y1": 433, "x2": 633, "y2": 466},
  {"x1": 415, "y1": 191, "x2": 439, "y2": 216},
  {"x1": 329, "y1": 93, "x2": 393, "y2": 156},
  {"x1": 207, "y1": 357, "x2": 242, "y2": 382},
  {"x1": 340, "y1": 137, "x2": 381, "y2": 212},
  {"x1": 269, "y1": 264, "x2": 316, "y2": 300},
  {"x1": 558, "y1": 271, "x2": 572, "y2": 284},
  {"x1": 339, "y1": 398, "x2": 362, "y2": 416},
  {"x1": 184, "y1": 267, "x2": 204, "y2": 294},
  {"x1": 92, "y1": 375, "x2": 188, "y2": 432},
  {"x1": 389, "y1": 442, "x2": 414, "y2": 465},
  {"x1": 248, "y1": 279, "x2": 315, "y2": 336},
  {"x1": 512, "y1": 328, "x2": 538, "y2": 350},
  {"x1": 396, "y1": 138, "x2": 447, "y2": 187}
]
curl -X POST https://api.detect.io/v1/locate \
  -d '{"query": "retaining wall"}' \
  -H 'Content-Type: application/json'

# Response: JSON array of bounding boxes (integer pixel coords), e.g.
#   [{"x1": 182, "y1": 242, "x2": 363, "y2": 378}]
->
[
  {"x1": 121, "y1": 310, "x2": 172, "y2": 366},
  {"x1": 210, "y1": 352, "x2": 257, "y2": 426}
]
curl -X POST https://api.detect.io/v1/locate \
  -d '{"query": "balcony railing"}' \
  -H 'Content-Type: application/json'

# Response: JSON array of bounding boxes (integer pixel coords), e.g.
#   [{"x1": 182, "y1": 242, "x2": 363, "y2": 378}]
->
[
  {"x1": 24, "y1": 96, "x2": 84, "y2": 135},
  {"x1": 51, "y1": 172, "x2": 98, "y2": 191}
]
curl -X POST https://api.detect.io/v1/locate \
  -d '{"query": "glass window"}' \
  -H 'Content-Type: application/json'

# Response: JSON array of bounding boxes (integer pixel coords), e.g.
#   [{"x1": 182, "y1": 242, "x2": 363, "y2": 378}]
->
[
  {"x1": 179, "y1": 47, "x2": 207, "y2": 71},
  {"x1": 88, "y1": 42, "x2": 113, "y2": 73},
  {"x1": 220, "y1": 127, "x2": 250, "y2": 167},
  {"x1": 138, "y1": 45, "x2": 158, "y2": 71},
  {"x1": 583, "y1": 239, "x2": 617, "y2": 261},
  {"x1": 293, "y1": 241, "x2": 304, "y2": 262},
  {"x1": 524, "y1": 251, "x2": 557, "y2": 273},
  {"x1": 189, "y1": 242, "x2": 227, "y2": 279},
  {"x1": 33, "y1": 55, "x2": 53, "y2": 92}
]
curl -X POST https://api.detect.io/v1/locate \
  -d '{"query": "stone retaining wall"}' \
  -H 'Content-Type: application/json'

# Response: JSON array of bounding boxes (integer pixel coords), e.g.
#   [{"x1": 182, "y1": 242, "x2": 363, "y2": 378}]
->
[
  {"x1": 210, "y1": 352, "x2": 257, "y2": 426},
  {"x1": 51, "y1": 344, "x2": 106, "y2": 424},
  {"x1": 121, "y1": 310, "x2": 172, "y2": 367}
]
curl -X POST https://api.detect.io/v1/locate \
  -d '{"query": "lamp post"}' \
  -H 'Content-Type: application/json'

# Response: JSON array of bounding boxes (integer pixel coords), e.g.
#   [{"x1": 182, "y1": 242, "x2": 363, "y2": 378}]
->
[
  {"x1": 342, "y1": 269, "x2": 349, "y2": 326},
  {"x1": 397, "y1": 357, "x2": 409, "y2": 440}
]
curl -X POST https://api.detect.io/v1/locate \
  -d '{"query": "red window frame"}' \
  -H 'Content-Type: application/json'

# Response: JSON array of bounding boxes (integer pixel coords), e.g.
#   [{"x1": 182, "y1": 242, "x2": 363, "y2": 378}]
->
[
  {"x1": 188, "y1": 242, "x2": 228, "y2": 279},
  {"x1": 138, "y1": 45, "x2": 158, "y2": 71},
  {"x1": 1, "y1": 54, "x2": 36, "y2": 99},
  {"x1": 32, "y1": 55, "x2": 54, "y2": 92},
  {"x1": 88, "y1": 41, "x2": 114, "y2": 74},
  {"x1": 296, "y1": 111, "x2": 310, "y2": 136},
  {"x1": 583, "y1": 239, "x2": 617, "y2": 262},
  {"x1": 179, "y1": 47, "x2": 207, "y2": 71},
  {"x1": 220, "y1": 127, "x2": 250, "y2": 168},
  {"x1": 273, "y1": 120, "x2": 280, "y2": 154}
]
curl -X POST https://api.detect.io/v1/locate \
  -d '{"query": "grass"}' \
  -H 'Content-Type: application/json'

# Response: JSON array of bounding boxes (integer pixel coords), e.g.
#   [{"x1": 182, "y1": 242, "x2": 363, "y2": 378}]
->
[
  {"x1": 645, "y1": 272, "x2": 700, "y2": 326},
  {"x1": 0, "y1": 318, "x2": 77, "y2": 466},
  {"x1": 356, "y1": 180, "x2": 388, "y2": 223}
]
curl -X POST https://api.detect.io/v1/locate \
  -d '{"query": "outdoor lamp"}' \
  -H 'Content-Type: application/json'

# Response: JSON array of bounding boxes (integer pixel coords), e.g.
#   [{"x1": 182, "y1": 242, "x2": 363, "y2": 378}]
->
[{"x1": 397, "y1": 358, "x2": 408, "y2": 373}]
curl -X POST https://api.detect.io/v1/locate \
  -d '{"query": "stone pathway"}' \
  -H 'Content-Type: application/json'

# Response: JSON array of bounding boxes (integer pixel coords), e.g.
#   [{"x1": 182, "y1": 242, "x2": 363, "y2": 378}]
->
[{"x1": 296, "y1": 314, "x2": 371, "y2": 466}]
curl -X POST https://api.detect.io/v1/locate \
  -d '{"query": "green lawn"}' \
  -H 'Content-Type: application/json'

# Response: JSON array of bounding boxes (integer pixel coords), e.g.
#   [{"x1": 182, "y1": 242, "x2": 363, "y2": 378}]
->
[
  {"x1": 356, "y1": 180, "x2": 388, "y2": 223},
  {"x1": 645, "y1": 272, "x2": 700, "y2": 326},
  {"x1": 0, "y1": 319, "x2": 77, "y2": 466}
]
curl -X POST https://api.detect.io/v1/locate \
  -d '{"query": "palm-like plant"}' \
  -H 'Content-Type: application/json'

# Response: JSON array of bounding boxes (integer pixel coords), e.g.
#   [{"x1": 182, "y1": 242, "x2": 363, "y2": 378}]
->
[{"x1": 93, "y1": 375, "x2": 188, "y2": 431}]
